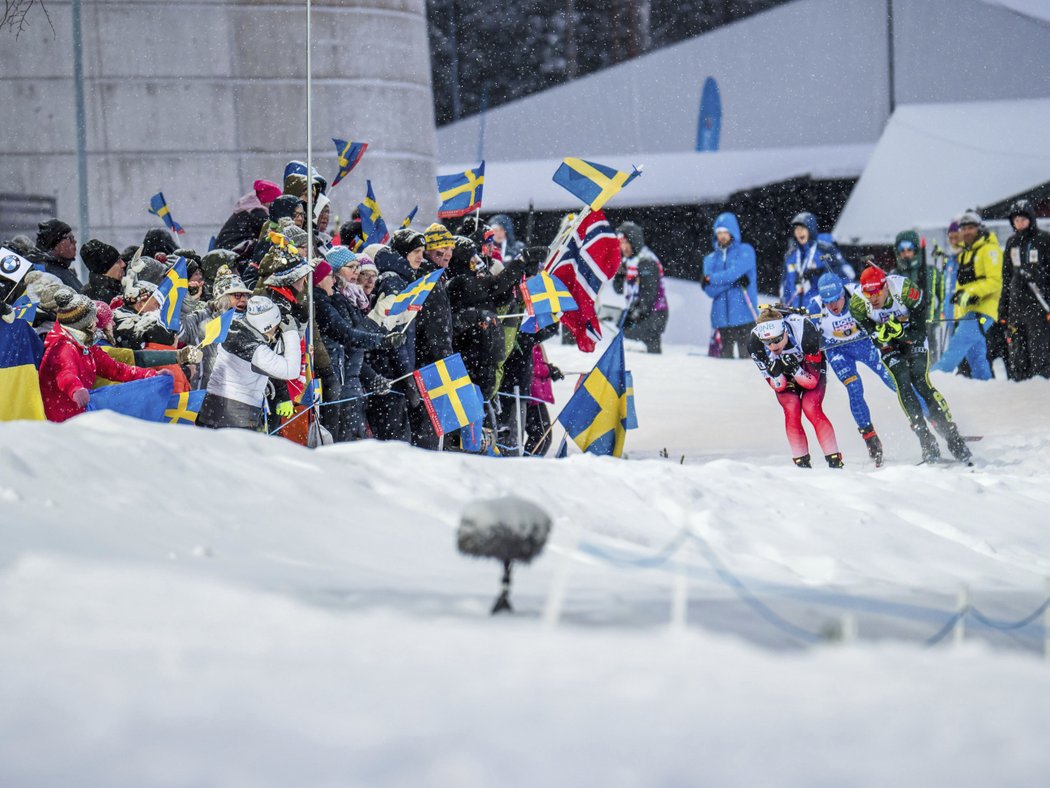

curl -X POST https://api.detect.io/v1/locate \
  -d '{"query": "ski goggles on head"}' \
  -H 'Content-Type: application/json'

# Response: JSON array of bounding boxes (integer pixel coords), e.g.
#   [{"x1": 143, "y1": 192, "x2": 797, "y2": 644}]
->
[
  {"x1": 897, "y1": 240, "x2": 916, "y2": 253},
  {"x1": 753, "y1": 318, "x2": 786, "y2": 344}
]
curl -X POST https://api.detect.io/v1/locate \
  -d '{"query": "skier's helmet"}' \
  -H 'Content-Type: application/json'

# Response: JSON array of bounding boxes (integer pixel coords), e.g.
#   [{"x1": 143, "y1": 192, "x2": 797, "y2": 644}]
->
[{"x1": 860, "y1": 266, "x2": 887, "y2": 295}]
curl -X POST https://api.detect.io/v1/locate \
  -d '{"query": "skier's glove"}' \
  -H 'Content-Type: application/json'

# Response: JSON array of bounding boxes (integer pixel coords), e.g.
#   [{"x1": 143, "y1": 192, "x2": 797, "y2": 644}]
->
[
  {"x1": 874, "y1": 318, "x2": 904, "y2": 343},
  {"x1": 780, "y1": 353, "x2": 801, "y2": 376},
  {"x1": 275, "y1": 400, "x2": 294, "y2": 418}
]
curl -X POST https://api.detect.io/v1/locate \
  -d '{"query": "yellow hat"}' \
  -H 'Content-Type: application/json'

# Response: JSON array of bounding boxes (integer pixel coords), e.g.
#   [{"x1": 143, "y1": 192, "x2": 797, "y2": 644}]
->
[{"x1": 424, "y1": 222, "x2": 455, "y2": 251}]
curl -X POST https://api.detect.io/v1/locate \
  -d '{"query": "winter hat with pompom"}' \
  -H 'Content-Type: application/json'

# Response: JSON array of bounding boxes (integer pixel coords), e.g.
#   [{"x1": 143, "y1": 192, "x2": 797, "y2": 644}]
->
[
  {"x1": 54, "y1": 287, "x2": 96, "y2": 331},
  {"x1": 325, "y1": 245, "x2": 356, "y2": 272}
]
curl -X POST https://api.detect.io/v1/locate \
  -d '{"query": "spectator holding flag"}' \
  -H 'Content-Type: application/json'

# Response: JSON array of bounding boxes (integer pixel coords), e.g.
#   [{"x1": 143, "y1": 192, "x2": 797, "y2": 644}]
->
[
  {"x1": 39, "y1": 288, "x2": 163, "y2": 422},
  {"x1": 197, "y1": 296, "x2": 301, "y2": 430}
]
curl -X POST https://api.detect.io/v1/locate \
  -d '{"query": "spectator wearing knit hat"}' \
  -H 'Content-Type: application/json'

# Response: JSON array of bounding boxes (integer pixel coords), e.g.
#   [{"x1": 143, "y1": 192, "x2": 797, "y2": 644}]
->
[
  {"x1": 32, "y1": 219, "x2": 83, "y2": 292},
  {"x1": 38, "y1": 288, "x2": 162, "y2": 422},
  {"x1": 81, "y1": 240, "x2": 126, "y2": 303},
  {"x1": 142, "y1": 228, "x2": 177, "y2": 259}
]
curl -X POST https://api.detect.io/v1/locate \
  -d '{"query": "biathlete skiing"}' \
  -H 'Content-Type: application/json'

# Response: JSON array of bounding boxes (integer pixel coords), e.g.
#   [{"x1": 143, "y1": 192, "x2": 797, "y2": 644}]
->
[
  {"x1": 748, "y1": 306, "x2": 843, "y2": 469},
  {"x1": 811, "y1": 272, "x2": 897, "y2": 466},
  {"x1": 849, "y1": 265, "x2": 973, "y2": 465}
]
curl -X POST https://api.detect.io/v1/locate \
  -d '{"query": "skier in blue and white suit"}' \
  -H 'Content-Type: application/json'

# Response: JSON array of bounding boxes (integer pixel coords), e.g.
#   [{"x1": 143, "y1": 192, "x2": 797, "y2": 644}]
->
[
  {"x1": 811, "y1": 272, "x2": 895, "y2": 466},
  {"x1": 782, "y1": 212, "x2": 855, "y2": 312}
]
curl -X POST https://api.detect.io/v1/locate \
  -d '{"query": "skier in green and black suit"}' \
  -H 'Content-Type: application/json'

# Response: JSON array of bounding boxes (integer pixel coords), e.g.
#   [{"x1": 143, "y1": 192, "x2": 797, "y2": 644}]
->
[{"x1": 849, "y1": 265, "x2": 972, "y2": 464}]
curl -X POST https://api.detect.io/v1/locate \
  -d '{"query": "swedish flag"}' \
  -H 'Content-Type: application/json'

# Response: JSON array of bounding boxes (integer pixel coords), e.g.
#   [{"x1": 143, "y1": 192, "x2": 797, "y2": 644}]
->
[
  {"x1": 11, "y1": 296, "x2": 37, "y2": 323},
  {"x1": 400, "y1": 205, "x2": 419, "y2": 229},
  {"x1": 199, "y1": 309, "x2": 235, "y2": 348},
  {"x1": 552, "y1": 158, "x2": 641, "y2": 212},
  {"x1": 148, "y1": 192, "x2": 185, "y2": 234},
  {"x1": 556, "y1": 333, "x2": 629, "y2": 456},
  {"x1": 386, "y1": 268, "x2": 443, "y2": 317},
  {"x1": 436, "y1": 161, "x2": 485, "y2": 219},
  {"x1": 331, "y1": 138, "x2": 368, "y2": 188},
  {"x1": 165, "y1": 390, "x2": 206, "y2": 425},
  {"x1": 155, "y1": 257, "x2": 188, "y2": 331},
  {"x1": 624, "y1": 371, "x2": 638, "y2": 430},
  {"x1": 523, "y1": 271, "x2": 578, "y2": 317},
  {"x1": 358, "y1": 180, "x2": 390, "y2": 245},
  {"x1": 412, "y1": 353, "x2": 484, "y2": 436}
]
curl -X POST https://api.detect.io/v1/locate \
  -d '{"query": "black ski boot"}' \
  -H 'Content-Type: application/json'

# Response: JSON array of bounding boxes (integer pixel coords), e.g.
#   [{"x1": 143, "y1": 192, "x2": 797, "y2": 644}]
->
[
  {"x1": 946, "y1": 431, "x2": 973, "y2": 464},
  {"x1": 859, "y1": 425, "x2": 883, "y2": 467},
  {"x1": 914, "y1": 423, "x2": 941, "y2": 463},
  {"x1": 825, "y1": 452, "x2": 845, "y2": 469},
  {"x1": 793, "y1": 454, "x2": 812, "y2": 468}
]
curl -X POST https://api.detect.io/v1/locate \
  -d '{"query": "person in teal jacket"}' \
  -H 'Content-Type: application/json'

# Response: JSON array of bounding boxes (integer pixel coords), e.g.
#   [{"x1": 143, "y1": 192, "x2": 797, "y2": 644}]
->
[{"x1": 702, "y1": 212, "x2": 757, "y2": 358}]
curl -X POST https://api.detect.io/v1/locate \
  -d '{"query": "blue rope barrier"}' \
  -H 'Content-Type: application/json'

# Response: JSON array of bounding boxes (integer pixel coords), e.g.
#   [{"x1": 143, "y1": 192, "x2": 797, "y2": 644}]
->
[{"x1": 575, "y1": 526, "x2": 1049, "y2": 648}]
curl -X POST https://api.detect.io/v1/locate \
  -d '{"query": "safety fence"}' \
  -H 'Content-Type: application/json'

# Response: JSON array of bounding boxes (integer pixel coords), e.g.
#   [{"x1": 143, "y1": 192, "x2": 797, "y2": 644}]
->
[{"x1": 545, "y1": 522, "x2": 1050, "y2": 655}]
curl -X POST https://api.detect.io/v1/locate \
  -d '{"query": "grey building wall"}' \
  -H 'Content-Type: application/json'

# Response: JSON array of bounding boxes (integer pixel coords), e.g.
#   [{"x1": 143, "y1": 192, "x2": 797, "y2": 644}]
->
[
  {"x1": 436, "y1": 0, "x2": 1050, "y2": 164},
  {"x1": 1, "y1": 0, "x2": 438, "y2": 252}
]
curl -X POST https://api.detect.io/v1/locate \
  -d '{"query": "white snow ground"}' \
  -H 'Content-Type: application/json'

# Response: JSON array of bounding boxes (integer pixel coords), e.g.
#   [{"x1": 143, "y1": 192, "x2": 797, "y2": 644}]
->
[{"x1": 2, "y1": 284, "x2": 1050, "y2": 786}]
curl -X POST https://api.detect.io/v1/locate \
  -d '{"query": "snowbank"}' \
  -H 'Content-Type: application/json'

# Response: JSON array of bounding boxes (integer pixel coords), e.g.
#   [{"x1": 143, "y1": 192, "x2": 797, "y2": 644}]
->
[{"x1": 1, "y1": 336, "x2": 1049, "y2": 786}]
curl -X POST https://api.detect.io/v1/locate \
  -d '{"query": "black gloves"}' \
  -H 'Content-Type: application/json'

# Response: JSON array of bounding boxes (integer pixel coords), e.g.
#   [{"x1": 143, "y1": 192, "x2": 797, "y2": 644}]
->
[
  {"x1": 548, "y1": 364, "x2": 564, "y2": 382},
  {"x1": 369, "y1": 375, "x2": 392, "y2": 395},
  {"x1": 780, "y1": 354, "x2": 801, "y2": 376},
  {"x1": 735, "y1": 274, "x2": 749, "y2": 288},
  {"x1": 381, "y1": 331, "x2": 406, "y2": 349}
]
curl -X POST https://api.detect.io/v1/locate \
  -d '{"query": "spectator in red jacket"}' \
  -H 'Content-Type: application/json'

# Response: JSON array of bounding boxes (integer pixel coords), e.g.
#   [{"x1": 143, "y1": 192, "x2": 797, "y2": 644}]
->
[{"x1": 38, "y1": 288, "x2": 162, "y2": 422}]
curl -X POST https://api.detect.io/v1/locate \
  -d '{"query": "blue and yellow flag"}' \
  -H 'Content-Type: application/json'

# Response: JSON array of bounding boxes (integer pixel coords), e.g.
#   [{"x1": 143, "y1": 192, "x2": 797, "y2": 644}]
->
[
  {"x1": 148, "y1": 192, "x2": 185, "y2": 235},
  {"x1": 436, "y1": 161, "x2": 485, "y2": 219},
  {"x1": 0, "y1": 316, "x2": 44, "y2": 421},
  {"x1": 358, "y1": 180, "x2": 390, "y2": 245},
  {"x1": 522, "y1": 271, "x2": 578, "y2": 317},
  {"x1": 552, "y1": 158, "x2": 641, "y2": 212},
  {"x1": 331, "y1": 139, "x2": 368, "y2": 188},
  {"x1": 400, "y1": 205, "x2": 419, "y2": 229},
  {"x1": 556, "y1": 332, "x2": 628, "y2": 456},
  {"x1": 199, "y1": 309, "x2": 235, "y2": 348},
  {"x1": 413, "y1": 353, "x2": 485, "y2": 436},
  {"x1": 87, "y1": 375, "x2": 174, "y2": 422},
  {"x1": 519, "y1": 311, "x2": 558, "y2": 335},
  {"x1": 165, "y1": 390, "x2": 206, "y2": 424},
  {"x1": 386, "y1": 268, "x2": 443, "y2": 317},
  {"x1": 156, "y1": 256, "x2": 188, "y2": 331},
  {"x1": 624, "y1": 371, "x2": 638, "y2": 430},
  {"x1": 11, "y1": 296, "x2": 37, "y2": 323}
]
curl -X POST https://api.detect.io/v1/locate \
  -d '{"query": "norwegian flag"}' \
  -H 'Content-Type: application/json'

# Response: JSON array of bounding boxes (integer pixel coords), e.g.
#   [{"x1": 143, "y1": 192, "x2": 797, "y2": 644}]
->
[{"x1": 544, "y1": 209, "x2": 622, "y2": 352}]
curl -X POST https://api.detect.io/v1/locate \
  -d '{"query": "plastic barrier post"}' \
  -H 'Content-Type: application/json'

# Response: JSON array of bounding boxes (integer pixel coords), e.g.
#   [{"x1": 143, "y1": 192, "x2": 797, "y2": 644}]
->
[{"x1": 954, "y1": 586, "x2": 970, "y2": 646}]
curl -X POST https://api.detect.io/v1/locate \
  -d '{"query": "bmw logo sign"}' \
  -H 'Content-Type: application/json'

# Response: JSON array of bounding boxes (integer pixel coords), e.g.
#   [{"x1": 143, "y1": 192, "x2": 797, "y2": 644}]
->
[{"x1": 1, "y1": 255, "x2": 22, "y2": 275}]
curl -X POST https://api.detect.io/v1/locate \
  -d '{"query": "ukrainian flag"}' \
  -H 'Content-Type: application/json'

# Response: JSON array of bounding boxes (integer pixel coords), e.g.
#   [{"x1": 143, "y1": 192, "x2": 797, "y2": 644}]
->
[
  {"x1": 436, "y1": 161, "x2": 485, "y2": 219},
  {"x1": 148, "y1": 192, "x2": 185, "y2": 234},
  {"x1": 552, "y1": 158, "x2": 641, "y2": 212},
  {"x1": 199, "y1": 309, "x2": 235, "y2": 348},
  {"x1": 523, "y1": 271, "x2": 578, "y2": 317},
  {"x1": 358, "y1": 180, "x2": 390, "y2": 245},
  {"x1": 412, "y1": 353, "x2": 484, "y2": 436},
  {"x1": 165, "y1": 390, "x2": 206, "y2": 424},
  {"x1": 556, "y1": 333, "x2": 629, "y2": 456},
  {"x1": 386, "y1": 268, "x2": 443, "y2": 317},
  {"x1": 0, "y1": 316, "x2": 44, "y2": 421},
  {"x1": 331, "y1": 138, "x2": 367, "y2": 188},
  {"x1": 156, "y1": 257, "x2": 188, "y2": 331}
]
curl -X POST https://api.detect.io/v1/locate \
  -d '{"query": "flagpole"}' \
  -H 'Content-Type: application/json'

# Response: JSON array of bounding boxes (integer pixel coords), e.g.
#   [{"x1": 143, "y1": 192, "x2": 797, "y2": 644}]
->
[{"x1": 305, "y1": 0, "x2": 317, "y2": 422}]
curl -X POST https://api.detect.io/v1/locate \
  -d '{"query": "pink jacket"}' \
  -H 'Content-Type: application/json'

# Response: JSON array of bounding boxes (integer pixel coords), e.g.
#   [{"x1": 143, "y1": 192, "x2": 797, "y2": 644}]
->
[{"x1": 530, "y1": 345, "x2": 554, "y2": 404}]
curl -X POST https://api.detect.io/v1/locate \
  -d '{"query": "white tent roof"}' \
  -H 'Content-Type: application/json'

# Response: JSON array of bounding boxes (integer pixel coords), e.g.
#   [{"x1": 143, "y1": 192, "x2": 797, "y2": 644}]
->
[
  {"x1": 453, "y1": 145, "x2": 873, "y2": 213},
  {"x1": 834, "y1": 99, "x2": 1050, "y2": 245}
]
